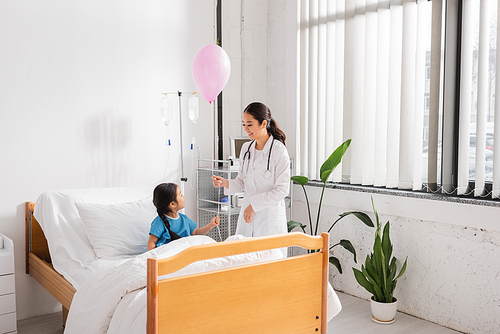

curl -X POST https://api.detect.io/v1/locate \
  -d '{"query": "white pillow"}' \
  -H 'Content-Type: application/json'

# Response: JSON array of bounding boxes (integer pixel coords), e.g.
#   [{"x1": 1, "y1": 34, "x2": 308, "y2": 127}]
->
[{"x1": 76, "y1": 197, "x2": 157, "y2": 258}]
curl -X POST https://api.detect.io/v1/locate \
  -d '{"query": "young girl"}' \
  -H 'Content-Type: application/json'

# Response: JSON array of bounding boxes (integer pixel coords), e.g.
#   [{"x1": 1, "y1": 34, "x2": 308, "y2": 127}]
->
[{"x1": 147, "y1": 183, "x2": 220, "y2": 250}]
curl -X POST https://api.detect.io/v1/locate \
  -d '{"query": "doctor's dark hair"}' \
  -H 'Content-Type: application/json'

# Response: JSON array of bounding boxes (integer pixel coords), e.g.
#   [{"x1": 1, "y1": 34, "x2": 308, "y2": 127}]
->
[
  {"x1": 244, "y1": 102, "x2": 286, "y2": 146},
  {"x1": 152, "y1": 183, "x2": 181, "y2": 241}
]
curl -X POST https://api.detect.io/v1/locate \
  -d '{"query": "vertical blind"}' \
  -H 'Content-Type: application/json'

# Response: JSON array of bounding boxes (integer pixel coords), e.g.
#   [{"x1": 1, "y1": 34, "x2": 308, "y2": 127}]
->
[
  {"x1": 297, "y1": 0, "x2": 432, "y2": 190},
  {"x1": 298, "y1": 0, "x2": 500, "y2": 199}
]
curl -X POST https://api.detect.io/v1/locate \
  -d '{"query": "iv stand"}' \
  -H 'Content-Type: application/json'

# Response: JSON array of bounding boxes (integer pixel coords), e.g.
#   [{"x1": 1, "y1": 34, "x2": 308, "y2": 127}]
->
[
  {"x1": 162, "y1": 90, "x2": 195, "y2": 197},
  {"x1": 177, "y1": 91, "x2": 187, "y2": 185}
]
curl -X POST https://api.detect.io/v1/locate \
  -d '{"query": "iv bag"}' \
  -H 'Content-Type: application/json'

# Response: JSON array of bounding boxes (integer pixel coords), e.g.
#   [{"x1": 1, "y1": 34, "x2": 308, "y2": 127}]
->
[
  {"x1": 160, "y1": 95, "x2": 173, "y2": 125},
  {"x1": 188, "y1": 96, "x2": 199, "y2": 123}
]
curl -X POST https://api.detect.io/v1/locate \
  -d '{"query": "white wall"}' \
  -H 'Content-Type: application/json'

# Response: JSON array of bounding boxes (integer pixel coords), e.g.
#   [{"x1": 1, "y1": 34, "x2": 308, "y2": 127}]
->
[
  {"x1": 0, "y1": 0, "x2": 215, "y2": 319},
  {"x1": 263, "y1": 1, "x2": 500, "y2": 333},
  {"x1": 291, "y1": 187, "x2": 500, "y2": 334}
]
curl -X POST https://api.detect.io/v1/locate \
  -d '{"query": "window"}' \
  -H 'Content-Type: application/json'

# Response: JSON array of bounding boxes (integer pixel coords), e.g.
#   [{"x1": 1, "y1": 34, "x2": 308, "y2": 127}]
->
[
  {"x1": 297, "y1": 0, "x2": 432, "y2": 190},
  {"x1": 296, "y1": 0, "x2": 500, "y2": 200}
]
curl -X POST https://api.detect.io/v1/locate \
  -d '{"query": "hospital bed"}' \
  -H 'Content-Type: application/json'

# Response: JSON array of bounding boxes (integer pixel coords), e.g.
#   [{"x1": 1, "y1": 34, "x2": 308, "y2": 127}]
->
[{"x1": 25, "y1": 187, "x2": 340, "y2": 333}]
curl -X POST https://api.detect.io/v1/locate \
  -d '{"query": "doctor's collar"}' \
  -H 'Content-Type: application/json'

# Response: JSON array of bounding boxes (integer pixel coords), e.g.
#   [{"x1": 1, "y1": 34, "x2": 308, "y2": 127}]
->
[{"x1": 254, "y1": 134, "x2": 274, "y2": 151}]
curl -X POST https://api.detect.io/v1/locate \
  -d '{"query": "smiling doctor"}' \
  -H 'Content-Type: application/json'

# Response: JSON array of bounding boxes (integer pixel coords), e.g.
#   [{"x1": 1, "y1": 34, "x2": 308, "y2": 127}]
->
[{"x1": 213, "y1": 102, "x2": 290, "y2": 256}]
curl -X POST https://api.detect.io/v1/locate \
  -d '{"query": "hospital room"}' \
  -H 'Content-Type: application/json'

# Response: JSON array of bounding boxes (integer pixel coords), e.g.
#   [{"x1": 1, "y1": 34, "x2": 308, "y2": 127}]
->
[{"x1": 0, "y1": 0, "x2": 499, "y2": 333}]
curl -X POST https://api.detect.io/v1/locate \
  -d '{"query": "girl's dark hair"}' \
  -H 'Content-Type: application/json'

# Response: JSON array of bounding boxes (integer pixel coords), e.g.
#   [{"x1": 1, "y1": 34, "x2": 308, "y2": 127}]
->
[
  {"x1": 152, "y1": 183, "x2": 181, "y2": 241},
  {"x1": 244, "y1": 102, "x2": 286, "y2": 146}
]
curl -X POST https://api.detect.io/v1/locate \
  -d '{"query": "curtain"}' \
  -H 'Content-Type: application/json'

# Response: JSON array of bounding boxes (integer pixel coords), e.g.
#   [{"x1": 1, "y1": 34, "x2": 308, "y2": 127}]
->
[{"x1": 297, "y1": 0, "x2": 432, "y2": 190}]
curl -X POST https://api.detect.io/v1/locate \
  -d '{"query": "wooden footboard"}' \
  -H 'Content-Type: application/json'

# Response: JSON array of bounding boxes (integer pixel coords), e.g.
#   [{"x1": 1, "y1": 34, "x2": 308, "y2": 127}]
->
[
  {"x1": 25, "y1": 202, "x2": 76, "y2": 312},
  {"x1": 147, "y1": 232, "x2": 329, "y2": 334}
]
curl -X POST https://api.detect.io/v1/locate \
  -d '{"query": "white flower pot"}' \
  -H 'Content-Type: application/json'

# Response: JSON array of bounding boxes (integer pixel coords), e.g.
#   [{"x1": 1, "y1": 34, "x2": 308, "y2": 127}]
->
[{"x1": 370, "y1": 297, "x2": 398, "y2": 324}]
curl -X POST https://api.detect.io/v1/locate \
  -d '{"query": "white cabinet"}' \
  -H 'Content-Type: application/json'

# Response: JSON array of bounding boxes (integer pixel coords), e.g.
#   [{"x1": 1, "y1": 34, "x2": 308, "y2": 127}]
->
[
  {"x1": 197, "y1": 158, "x2": 240, "y2": 241},
  {"x1": 0, "y1": 234, "x2": 16, "y2": 334}
]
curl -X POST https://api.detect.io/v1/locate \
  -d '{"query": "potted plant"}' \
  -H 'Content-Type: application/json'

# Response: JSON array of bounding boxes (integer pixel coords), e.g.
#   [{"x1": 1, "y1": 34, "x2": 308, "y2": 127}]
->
[
  {"x1": 351, "y1": 197, "x2": 408, "y2": 324},
  {"x1": 287, "y1": 139, "x2": 375, "y2": 274}
]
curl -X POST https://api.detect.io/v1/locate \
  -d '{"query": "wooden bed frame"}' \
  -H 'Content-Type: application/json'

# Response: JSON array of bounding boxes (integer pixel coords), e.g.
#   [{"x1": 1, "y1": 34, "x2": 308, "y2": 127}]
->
[
  {"x1": 26, "y1": 202, "x2": 330, "y2": 333},
  {"x1": 25, "y1": 202, "x2": 75, "y2": 325}
]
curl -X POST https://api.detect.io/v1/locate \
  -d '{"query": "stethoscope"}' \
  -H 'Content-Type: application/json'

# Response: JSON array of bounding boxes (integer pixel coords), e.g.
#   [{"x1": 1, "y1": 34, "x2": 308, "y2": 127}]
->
[{"x1": 242, "y1": 138, "x2": 275, "y2": 179}]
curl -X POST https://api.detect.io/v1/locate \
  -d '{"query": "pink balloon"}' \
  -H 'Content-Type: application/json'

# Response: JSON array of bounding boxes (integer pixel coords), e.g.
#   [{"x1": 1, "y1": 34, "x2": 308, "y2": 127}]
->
[{"x1": 191, "y1": 44, "x2": 231, "y2": 104}]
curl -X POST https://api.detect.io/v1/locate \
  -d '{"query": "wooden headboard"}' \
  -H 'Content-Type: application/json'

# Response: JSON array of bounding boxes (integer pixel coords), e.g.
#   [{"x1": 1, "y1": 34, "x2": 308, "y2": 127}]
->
[
  {"x1": 25, "y1": 202, "x2": 51, "y2": 274},
  {"x1": 25, "y1": 201, "x2": 76, "y2": 314}
]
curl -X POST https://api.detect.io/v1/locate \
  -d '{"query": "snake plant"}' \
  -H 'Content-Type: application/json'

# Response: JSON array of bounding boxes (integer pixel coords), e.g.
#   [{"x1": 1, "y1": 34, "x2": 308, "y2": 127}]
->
[
  {"x1": 287, "y1": 139, "x2": 375, "y2": 274},
  {"x1": 352, "y1": 197, "x2": 408, "y2": 303}
]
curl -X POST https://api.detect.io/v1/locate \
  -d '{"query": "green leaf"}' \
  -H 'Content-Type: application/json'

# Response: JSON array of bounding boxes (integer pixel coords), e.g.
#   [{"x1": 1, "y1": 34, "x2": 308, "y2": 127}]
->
[
  {"x1": 387, "y1": 257, "x2": 397, "y2": 283},
  {"x1": 386, "y1": 258, "x2": 397, "y2": 296},
  {"x1": 381, "y1": 222, "x2": 392, "y2": 269},
  {"x1": 287, "y1": 220, "x2": 306, "y2": 233},
  {"x1": 373, "y1": 234, "x2": 388, "y2": 295},
  {"x1": 386, "y1": 281, "x2": 395, "y2": 303},
  {"x1": 362, "y1": 265, "x2": 384, "y2": 302},
  {"x1": 365, "y1": 254, "x2": 382, "y2": 289},
  {"x1": 370, "y1": 250, "x2": 378, "y2": 276},
  {"x1": 319, "y1": 139, "x2": 351, "y2": 183},
  {"x1": 291, "y1": 175, "x2": 309, "y2": 186},
  {"x1": 395, "y1": 257, "x2": 408, "y2": 280},
  {"x1": 353, "y1": 268, "x2": 376, "y2": 296},
  {"x1": 389, "y1": 281, "x2": 396, "y2": 303},
  {"x1": 339, "y1": 239, "x2": 357, "y2": 263},
  {"x1": 338, "y1": 211, "x2": 375, "y2": 228},
  {"x1": 329, "y1": 256, "x2": 342, "y2": 274},
  {"x1": 371, "y1": 196, "x2": 380, "y2": 229},
  {"x1": 372, "y1": 235, "x2": 383, "y2": 271}
]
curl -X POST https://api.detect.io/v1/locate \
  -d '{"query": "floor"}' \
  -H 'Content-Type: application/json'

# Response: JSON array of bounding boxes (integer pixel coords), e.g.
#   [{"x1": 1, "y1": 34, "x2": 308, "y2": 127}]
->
[
  {"x1": 328, "y1": 292, "x2": 463, "y2": 334},
  {"x1": 17, "y1": 311, "x2": 63, "y2": 334},
  {"x1": 16, "y1": 292, "x2": 463, "y2": 334}
]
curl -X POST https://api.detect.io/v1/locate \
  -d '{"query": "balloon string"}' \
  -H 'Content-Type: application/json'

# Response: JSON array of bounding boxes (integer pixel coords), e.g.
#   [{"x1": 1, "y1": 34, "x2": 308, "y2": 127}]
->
[{"x1": 216, "y1": 187, "x2": 223, "y2": 242}]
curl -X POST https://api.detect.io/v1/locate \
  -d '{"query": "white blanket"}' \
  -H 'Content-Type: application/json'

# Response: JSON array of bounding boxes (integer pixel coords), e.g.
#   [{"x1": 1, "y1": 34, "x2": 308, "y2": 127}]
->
[{"x1": 65, "y1": 235, "x2": 342, "y2": 334}]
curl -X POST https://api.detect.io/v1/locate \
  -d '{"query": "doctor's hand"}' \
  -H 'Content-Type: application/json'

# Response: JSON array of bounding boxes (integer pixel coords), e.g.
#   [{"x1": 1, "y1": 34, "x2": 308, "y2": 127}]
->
[
  {"x1": 212, "y1": 175, "x2": 229, "y2": 188},
  {"x1": 243, "y1": 205, "x2": 255, "y2": 224}
]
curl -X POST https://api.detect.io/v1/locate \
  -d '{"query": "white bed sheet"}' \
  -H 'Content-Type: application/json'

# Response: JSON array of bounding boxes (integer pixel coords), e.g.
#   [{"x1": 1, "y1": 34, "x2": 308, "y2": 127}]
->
[
  {"x1": 33, "y1": 187, "x2": 152, "y2": 289},
  {"x1": 65, "y1": 235, "x2": 342, "y2": 334}
]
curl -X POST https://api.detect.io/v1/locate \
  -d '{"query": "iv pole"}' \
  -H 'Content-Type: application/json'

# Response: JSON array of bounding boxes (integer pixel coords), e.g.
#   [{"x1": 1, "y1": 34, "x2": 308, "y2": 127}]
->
[
  {"x1": 177, "y1": 91, "x2": 187, "y2": 185},
  {"x1": 162, "y1": 90, "x2": 195, "y2": 195}
]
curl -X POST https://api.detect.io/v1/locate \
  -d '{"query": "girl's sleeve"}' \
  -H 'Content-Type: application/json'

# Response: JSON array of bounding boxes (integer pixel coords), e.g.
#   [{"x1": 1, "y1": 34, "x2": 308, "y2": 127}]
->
[
  {"x1": 248, "y1": 144, "x2": 290, "y2": 212},
  {"x1": 188, "y1": 216, "x2": 197, "y2": 235},
  {"x1": 149, "y1": 216, "x2": 163, "y2": 238}
]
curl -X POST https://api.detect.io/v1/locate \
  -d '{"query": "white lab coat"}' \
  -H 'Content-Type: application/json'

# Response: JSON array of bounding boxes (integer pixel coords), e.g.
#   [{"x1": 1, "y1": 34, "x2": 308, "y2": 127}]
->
[{"x1": 225, "y1": 135, "x2": 290, "y2": 253}]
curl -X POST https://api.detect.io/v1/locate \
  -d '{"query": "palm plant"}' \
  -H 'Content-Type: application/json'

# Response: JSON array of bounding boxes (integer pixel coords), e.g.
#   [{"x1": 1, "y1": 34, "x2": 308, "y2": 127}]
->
[
  {"x1": 287, "y1": 139, "x2": 374, "y2": 274},
  {"x1": 352, "y1": 197, "x2": 408, "y2": 303}
]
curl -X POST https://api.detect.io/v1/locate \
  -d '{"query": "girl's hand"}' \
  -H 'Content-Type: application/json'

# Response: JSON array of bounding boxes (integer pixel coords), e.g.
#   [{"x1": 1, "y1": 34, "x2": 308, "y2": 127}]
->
[
  {"x1": 211, "y1": 216, "x2": 220, "y2": 227},
  {"x1": 212, "y1": 175, "x2": 228, "y2": 188},
  {"x1": 243, "y1": 205, "x2": 255, "y2": 224}
]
